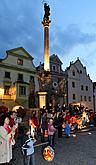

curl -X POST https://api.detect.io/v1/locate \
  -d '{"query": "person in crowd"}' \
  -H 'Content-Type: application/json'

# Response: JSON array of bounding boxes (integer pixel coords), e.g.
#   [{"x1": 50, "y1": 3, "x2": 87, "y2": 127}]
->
[
  {"x1": 29, "y1": 111, "x2": 38, "y2": 139},
  {"x1": 48, "y1": 118, "x2": 56, "y2": 149},
  {"x1": 70, "y1": 113, "x2": 77, "y2": 133},
  {"x1": 22, "y1": 125, "x2": 36, "y2": 165},
  {"x1": 31, "y1": 112, "x2": 38, "y2": 130},
  {"x1": 9, "y1": 111, "x2": 17, "y2": 128},
  {"x1": 57, "y1": 112, "x2": 63, "y2": 138},
  {"x1": 76, "y1": 115, "x2": 83, "y2": 130},
  {"x1": 65, "y1": 112, "x2": 70, "y2": 124},
  {"x1": 40, "y1": 111, "x2": 48, "y2": 142},
  {"x1": 93, "y1": 113, "x2": 96, "y2": 127},
  {"x1": 0, "y1": 114, "x2": 17, "y2": 164},
  {"x1": 64, "y1": 120, "x2": 71, "y2": 138}
]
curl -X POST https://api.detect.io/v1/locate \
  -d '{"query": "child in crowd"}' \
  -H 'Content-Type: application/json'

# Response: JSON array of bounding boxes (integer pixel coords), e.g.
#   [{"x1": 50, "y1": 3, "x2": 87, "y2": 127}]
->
[
  {"x1": 22, "y1": 125, "x2": 36, "y2": 165},
  {"x1": 48, "y1": 118, "x2": 56, "y2": 149},
  {"x1": 64, "y1": 121, "x2": 71, "y2": 138}
]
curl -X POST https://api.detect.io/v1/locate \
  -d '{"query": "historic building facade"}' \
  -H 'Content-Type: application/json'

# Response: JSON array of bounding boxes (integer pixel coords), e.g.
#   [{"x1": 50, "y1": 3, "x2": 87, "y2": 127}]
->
[
  {"x1": 93, "y1": 82, "x2": 96, "y2": 112},
  {"x1": 65, "y1": 58, "x2": 93, "y2": 110},
  {"x1": 37, "y1": 54, "x2": 67, "y2": 108},
  {"x1": 0, "y1": 48, "x2": 94, "y2": 111},
  {"x1": 0, "y1": 47, "x2": 39, "y2": 110}
]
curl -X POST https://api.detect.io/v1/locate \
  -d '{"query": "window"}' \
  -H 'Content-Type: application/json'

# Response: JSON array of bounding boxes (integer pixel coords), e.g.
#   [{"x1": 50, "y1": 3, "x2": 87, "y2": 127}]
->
[
  {"x1": 19, "y1": 86, "x2": 26, "y2": 96},
  {"x1": 5, "y1": 72, "x2": 10, "y2": 78},
  {"x1": 72, "y1": 82, "x2": 75, "y2": 88},
  {"x1": 18, "y1": 74, "x2": 23, "y2": 81},
  {"x1": 81, "y1": 85, "x2": 84, "y2": 90},
  {"x1": 80, "y1": 70, "x2": 82, "y2": 74},
  {"x1": 73, "y1": 94, "x2": 76, "y2": 100},
  {"x1": 86, "y1": 86, "x2": 88, "y2": 91},
  {"x1": 52, "y1": 65, "x2": 56, "y2": 72},
  {"x1": 4, "y1": 85, "x2": 10, "y2": 95},
  {"x1": 17, "y1": 58, "x2": 23, "y2": 65},
  {"x1": 81, "y1": 96, "x2": 82, "y2": 101},
  {"x1": 30, "y1": 76, "x2": 34, "y2": 82},
  {"x1": 84, "y1": 96, "x2": 87, "y2": 101},
  {"x1": 72, "y1": 70, "x2": 75, "y2": 76},
  {"x1": 89, "y1": 96, "x2": 91, "y2": 102}
]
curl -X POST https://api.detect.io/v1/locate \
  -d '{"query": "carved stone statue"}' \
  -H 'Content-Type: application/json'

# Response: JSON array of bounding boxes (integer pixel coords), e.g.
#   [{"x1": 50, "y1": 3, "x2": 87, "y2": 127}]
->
[
  {"x1": 44, "y1": 3, "x2": 50, "y2": 20},
  {"x1": 59, "y1": 79, "x2": 65, "y2": 93}
]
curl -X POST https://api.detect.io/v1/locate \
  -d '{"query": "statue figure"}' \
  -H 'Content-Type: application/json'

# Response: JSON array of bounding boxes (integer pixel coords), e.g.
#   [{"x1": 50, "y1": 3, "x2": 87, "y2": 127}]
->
[
  {"x1": 59, "y1": 79, "x2": 65, "y2": 93},
  {"x1": 44, "y1": 3, "x2": 50, "y2": 20}
]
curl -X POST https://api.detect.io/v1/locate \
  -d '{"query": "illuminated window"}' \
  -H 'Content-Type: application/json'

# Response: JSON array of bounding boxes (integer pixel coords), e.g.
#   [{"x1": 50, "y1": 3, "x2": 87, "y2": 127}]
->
[
  {"x1": 19, "y1": 86, "x2": 26, "y2": 96},
  {"x1": 4, "y1": 85, "x2": 10, "y2": 95},
  {"x1": 17, "y1": 58, "x2": 23, "y2": 65}
]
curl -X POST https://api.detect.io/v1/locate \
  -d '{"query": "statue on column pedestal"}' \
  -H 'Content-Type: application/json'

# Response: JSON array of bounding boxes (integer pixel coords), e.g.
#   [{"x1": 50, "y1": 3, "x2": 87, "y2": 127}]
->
[{"x1": 44, "y1": 3, "x2": 50, "y2": 20}]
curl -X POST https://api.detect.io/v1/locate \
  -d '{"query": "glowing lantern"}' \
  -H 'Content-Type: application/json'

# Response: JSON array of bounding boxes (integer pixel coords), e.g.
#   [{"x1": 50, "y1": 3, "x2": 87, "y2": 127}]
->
[{"x1": 43, "y1": 146, "x2": 54, "y2": 161}]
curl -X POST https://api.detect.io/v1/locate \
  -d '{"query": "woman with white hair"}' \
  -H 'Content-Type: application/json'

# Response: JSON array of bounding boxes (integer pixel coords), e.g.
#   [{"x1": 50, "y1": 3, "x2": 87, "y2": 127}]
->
[{"x1": 0, "y1": 114, "x2": 16, "y2": 164}]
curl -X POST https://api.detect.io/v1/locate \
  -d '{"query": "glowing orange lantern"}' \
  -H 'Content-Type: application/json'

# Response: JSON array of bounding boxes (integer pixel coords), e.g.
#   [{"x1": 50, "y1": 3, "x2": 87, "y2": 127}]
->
[{"x1": 43, "y1": 146, "x2": 54, "y2": 161}]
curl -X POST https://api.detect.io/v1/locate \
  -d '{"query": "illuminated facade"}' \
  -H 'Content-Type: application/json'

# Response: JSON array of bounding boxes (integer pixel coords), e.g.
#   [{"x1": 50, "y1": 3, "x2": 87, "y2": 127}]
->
[
  {"x1": 37, "y1": 54, "x2": 67, "y2": 107},
  {"x1": 0, "y1": 47, "x2": 39, "y2": 110}
]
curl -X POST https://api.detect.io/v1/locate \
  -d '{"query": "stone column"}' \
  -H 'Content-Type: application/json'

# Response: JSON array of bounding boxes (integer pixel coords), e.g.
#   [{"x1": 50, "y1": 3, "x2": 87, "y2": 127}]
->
[{"x1": 42, "y1": 3, "x2": 51, "y2": 71}]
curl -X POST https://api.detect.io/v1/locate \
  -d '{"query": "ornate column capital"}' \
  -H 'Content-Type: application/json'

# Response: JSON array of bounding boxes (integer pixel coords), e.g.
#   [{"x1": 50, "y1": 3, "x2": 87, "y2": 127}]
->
[{"x1": 42, "y1": 18, "x2": 51, "y2": 27}]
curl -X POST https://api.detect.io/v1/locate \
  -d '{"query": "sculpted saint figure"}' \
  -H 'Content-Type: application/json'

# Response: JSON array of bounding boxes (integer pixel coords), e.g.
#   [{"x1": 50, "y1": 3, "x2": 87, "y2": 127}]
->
[{"x1": 44, "y1": 3, "x2": 50, "y2": 20}]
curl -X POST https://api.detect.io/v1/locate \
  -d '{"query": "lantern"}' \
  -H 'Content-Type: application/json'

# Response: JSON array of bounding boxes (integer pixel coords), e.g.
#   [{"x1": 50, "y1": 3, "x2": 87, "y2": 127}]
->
[{"x1": 43, "y1": 146, "x2": 54, "y2": 161}]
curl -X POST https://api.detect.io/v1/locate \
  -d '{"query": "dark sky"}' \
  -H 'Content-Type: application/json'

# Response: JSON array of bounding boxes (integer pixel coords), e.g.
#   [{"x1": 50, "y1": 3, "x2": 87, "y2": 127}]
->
[{"x1": 0, "y1": 0, "x2": 96, "y2": 81}]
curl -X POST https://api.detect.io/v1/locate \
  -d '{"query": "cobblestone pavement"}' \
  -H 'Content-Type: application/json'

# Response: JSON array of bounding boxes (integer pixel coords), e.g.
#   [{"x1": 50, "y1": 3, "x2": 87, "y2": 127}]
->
[{"x1": 12, "y1": 131, "x2": 96, "y2": 165}]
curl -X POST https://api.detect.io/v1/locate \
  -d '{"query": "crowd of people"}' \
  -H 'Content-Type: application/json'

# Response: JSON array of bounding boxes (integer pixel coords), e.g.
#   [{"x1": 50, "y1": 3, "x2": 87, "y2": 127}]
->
[{"x1": 0, "y1": 104, "x2": 96, "y2": 164}]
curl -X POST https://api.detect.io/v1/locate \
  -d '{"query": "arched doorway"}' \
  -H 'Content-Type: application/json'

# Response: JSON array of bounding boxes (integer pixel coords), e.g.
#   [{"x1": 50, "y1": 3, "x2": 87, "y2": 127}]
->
[{"x1": 12, "y1": 105, "x2": 24, "y2": 112}]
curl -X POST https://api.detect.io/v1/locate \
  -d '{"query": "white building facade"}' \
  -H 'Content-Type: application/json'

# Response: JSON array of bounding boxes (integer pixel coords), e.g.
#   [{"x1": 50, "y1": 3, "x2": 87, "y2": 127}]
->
[
  {"x1": 65, "y1": 58, "x2": 93, "y2": 110},
  {"x1": 0, "y1": 47, "x2": 39, "y2": 110}
]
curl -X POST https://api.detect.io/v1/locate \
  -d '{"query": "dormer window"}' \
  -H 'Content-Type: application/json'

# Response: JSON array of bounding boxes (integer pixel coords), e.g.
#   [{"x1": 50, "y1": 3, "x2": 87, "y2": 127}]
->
[
  {"x1": 80, "y1": 70, "x2": 82, "y2": 74},
  {"x1": 72, "y1": 70, "x2": 75, "y2": 76},
  {"x1": 17, "y1": 58, "x2": 23, "y2": 65},
  {"x1": 52, "y1": 65, "x2": 56, "y2": 72}
]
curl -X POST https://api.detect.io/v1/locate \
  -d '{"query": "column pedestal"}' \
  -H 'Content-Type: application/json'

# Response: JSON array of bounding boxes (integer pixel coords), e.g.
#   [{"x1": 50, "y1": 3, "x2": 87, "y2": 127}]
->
[{"x1": 38, "y1": 92, "x2": 47, "y2": 109}]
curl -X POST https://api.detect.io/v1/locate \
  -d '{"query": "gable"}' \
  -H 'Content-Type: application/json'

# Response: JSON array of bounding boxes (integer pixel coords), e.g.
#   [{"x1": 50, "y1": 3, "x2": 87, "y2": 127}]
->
[
  {"x1": 6, "y1": 47, "x2": 33, "y2": 60},
  {"x1": 50, "y1": 54, "x2": 62, "y2": 64}
]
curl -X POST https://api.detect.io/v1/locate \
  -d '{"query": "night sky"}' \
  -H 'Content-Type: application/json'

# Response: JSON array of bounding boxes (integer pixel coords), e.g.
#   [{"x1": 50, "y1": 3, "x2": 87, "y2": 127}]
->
[{"x1": 0, "y1": 0, "x2": 96, "y2": 81}]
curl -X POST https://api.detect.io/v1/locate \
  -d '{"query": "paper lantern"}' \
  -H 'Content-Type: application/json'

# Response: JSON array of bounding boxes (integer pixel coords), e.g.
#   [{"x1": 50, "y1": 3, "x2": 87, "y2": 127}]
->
[{"x1": 43, "y1": 146, "x2": 54, "y2": 161}]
